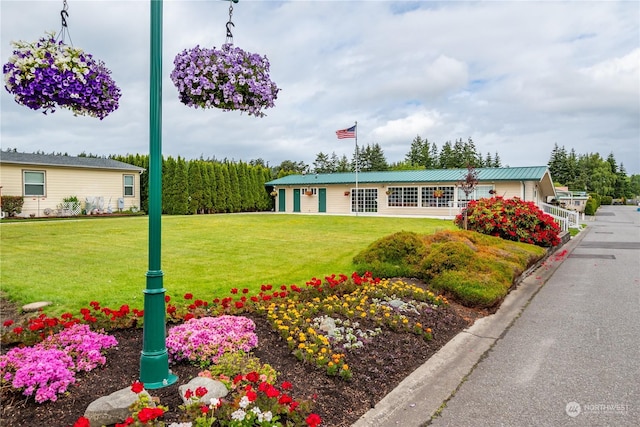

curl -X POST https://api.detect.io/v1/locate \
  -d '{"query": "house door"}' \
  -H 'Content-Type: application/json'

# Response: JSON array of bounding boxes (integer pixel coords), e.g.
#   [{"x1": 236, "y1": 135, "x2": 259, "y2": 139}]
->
[
  {"x1": 293, "y1": 189, "x2": 301, "y2": 212},
  {"x1": 278, "y1": 189, "x2": 286, "y2": 212},
  {"x1": 318, "y1": 188, "x2": 327, "y2": 213}
]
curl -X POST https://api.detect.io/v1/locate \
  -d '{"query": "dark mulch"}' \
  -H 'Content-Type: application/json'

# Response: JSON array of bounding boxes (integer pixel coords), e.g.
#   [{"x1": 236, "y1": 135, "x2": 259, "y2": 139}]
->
[{"x1": 0, "y1": 283, "x2": 486, "y2": 427}]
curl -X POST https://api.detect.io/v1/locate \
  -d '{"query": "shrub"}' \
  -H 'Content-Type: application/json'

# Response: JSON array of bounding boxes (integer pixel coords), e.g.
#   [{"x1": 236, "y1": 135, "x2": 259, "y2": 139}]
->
[
  {"x1": 454, "y1": 197, "x2": 561, "y2": 247},
  {"x1": 601, "y1": 195, "x2": 613, "y2": 205},
  {"x1": 1, "y1": 195, "x2": 24, "y2": 216},
  {"x1": 352, "y1": 231, "x2": 426, "y2": 277},
  {"x1": 353, "y1": 229, "x2": 546, "y2": 308},
  {"x1": 584, "y1": 197, "x2": 598, "y2": 216},
  {"x1": 420, "y1": 240, "x2": 475, "y2": 279}
]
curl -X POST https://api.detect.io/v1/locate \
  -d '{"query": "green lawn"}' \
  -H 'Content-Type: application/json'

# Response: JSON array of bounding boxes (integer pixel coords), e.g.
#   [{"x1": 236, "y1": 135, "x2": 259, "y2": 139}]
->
[{"x1": 0, "y1": 214, "x2": 454, "y2": 316}]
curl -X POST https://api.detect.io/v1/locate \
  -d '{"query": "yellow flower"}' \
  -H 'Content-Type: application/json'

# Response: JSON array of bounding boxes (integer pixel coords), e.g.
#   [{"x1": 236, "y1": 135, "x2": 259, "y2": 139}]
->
[{"x1": 342, "y1": 364, "x2": 349, "y2": 371}]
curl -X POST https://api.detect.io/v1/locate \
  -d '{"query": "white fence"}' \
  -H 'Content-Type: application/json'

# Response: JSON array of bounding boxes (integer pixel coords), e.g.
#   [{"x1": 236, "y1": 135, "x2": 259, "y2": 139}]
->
[{"x1": 538, "y1": 202, "x2": 581, "y2": 232}]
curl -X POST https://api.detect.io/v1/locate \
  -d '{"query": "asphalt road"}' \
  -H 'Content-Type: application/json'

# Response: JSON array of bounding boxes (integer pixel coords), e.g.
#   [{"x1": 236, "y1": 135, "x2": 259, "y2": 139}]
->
[{"x1": 429, "y1": 205, "x2": 640, "y2": 427}]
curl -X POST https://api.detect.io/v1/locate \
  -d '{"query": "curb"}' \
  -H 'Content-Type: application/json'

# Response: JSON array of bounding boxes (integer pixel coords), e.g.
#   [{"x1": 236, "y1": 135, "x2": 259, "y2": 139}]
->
[{"x1": 352, "y1": 229, "x2": 590, "y2": 427}]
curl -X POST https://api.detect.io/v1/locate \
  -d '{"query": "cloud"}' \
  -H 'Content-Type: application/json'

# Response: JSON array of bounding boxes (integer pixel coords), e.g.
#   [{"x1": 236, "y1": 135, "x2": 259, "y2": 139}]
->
[{"x1": 1, "y1": 0, "x2": 639, "y2": 174}]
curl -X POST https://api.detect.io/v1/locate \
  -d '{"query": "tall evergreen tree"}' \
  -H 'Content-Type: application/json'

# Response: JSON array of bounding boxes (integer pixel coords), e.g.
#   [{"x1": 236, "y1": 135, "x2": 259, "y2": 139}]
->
[
  {"x1": 187, "y1": 161, "x2": 204, "y2": 214},
  {"x1": 173, "y1": 157, "x2": 190, "y2": 215}
]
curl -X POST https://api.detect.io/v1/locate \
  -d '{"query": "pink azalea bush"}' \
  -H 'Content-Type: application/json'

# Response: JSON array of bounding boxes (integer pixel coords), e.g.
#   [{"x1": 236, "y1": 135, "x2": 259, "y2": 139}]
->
[
  {"x1": 166, "y1": 315, "x2": 258, "y2": 367},
  {"x1": 0, "y1": 324, "x2": 117, "y2": 403}
]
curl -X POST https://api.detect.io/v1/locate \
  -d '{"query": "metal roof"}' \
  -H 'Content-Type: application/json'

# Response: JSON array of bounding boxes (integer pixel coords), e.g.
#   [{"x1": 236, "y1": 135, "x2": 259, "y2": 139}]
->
[
  {"x1": 266, "y1": 166, "x2": 551, "y2": 186},
  {"x1": 0, "y1": 151, "x2": 144, "y2": 172}
]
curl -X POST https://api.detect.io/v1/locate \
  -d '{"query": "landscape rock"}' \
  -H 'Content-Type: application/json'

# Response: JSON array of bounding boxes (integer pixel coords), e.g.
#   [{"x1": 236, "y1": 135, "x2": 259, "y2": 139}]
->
[
  {"x1": 84, "y1": 387, "x2": 153, "y2": 427},
  {"x1": 178, "y1": 377, "x2": 228, "y2": 405},
  {"x1": 21, "y1": 301, "x2": 51, "y2": 312}
]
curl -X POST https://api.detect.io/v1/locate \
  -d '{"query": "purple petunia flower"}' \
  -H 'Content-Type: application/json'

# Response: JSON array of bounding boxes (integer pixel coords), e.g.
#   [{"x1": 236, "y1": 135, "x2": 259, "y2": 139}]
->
[
  {"x1": 3, "y1": 32, "x2": 121, "y2": 120},
  {"x1": 170, "y1": 43, "x2": 279, "y2": 117}
]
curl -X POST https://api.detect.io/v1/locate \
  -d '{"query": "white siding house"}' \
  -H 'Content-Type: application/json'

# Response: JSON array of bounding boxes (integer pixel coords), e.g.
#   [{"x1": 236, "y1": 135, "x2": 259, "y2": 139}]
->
[
  {"x1": 265, "y1": 166, "x2": 556, "y2": 218},
  {"x1": 0, "y1": 152, "x2": 144, "y2": 217}
]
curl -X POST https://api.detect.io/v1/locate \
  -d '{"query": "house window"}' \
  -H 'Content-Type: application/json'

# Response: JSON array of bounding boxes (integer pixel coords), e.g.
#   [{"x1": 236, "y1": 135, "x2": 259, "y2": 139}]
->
[
  {"x1": 422, "y1": 186, "x2": 455, "y2": 207},
  {"x1": 124, "y1": 174, "x2": 135, "y2": 196},
  {"x1": 352, "y1": 188, "x2": 378, "y2": 213},
  {"x1": 457, "y1": 185, "x2": 494, "y2": 201},
  {"x1": 23, "y1": 170, "x2": 45, "y2": 196},
  {"x1": 387, "y1": 187, "x2": 418, "y2": 207}
]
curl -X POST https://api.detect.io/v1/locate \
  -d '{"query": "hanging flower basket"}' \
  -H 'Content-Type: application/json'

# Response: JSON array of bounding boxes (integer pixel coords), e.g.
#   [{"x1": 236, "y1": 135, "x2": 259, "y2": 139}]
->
[
  {"x1": 434, "y1": 190, "x2": 444, "y2": 198},
  {"x1": 3, "y1": 32, "x2": 121, "y2": 119},
  {"x1": 344, "y1": 191, "x2": 350, "y2": 196},
  {"x1": 170, "y1": 43, "x2": 279, "y2": 117},
  {"x1": 305, "y1": 191, "x2": 313, "y2": 196},
  {"x1": 270, "y1": 190, "x2": 277, "y2": 197}
]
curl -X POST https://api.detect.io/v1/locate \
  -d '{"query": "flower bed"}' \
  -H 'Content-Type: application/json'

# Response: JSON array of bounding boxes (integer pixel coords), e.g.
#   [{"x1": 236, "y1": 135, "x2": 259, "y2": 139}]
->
[{"x1": 3, "y1": 32, "x2": 121, "y2": 119}]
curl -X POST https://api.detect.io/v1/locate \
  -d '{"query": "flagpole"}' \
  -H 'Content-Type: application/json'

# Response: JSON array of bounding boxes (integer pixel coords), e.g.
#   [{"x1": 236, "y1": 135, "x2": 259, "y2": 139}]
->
[{"x1": 354, "y1": 121, "x2": 358, "y2": 216}]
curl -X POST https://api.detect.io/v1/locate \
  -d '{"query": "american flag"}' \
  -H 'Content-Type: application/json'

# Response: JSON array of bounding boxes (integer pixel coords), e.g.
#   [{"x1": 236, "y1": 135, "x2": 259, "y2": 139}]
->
[{"x1": 335, "y1": 125, "x2": 356, "y2": 139}]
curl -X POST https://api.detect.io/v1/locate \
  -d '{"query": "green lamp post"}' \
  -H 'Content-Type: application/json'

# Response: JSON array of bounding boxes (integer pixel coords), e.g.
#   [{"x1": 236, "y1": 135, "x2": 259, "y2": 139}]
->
[{"x1": 139, "y1": 0, "x2": 238, "y2": 389}]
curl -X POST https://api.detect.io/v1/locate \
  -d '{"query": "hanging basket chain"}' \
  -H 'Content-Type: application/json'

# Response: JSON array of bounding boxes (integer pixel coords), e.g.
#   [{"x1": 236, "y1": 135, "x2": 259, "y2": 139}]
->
[
  {"x1": 225, "y1": 0, "x2": 234, "y2": 45},
  {"x1": 57, "y1": 0, "x2": 73, "y2": 46}
]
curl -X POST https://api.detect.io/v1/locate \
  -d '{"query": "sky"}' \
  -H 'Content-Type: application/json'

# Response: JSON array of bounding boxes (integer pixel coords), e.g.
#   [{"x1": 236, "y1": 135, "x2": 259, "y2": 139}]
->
[{"x1": 1, "y1": 0, "x2": 639, "y2": 174}]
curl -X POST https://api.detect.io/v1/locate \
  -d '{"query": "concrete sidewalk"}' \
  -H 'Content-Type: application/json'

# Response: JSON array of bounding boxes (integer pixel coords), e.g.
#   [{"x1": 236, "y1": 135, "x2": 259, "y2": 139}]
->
[{"x1": 353, "y1": 205, "x2": 639, "y2": 427}]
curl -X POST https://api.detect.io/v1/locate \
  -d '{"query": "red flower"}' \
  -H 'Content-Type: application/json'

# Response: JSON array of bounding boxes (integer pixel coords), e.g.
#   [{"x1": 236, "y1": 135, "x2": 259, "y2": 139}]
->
[
  {"x1": 131, "y1": 381, "x2": 144, "y2": 394},
  {"x1": 184, "y1": 389, "x2": 193, "y2": 399},
  {"x1": 200, "y1": 405, "x2": 209, "y2": 414},
  {"x1": 235, "y1": 301, "x2": 244, "y2": 309},
  {"x1": 278, "y1": 394, "x2": 293, "y2": 405},
  {"x1": 242, "y1": 288, "x2": 249, "y2": 294},
  {"x1": 265, "y1": 384, "x2": 280, "y2": 398},
  {"x1": 3, "y1": 319, "x2": 14, "y2": 327},
  {"x1": 289, "y1": 401, "x2": 300, "y2": 412},
  {"x1": 306, "y1": 413, "x2": 322, "y2": 427},
  {"x1": 184, "y1": 313, "x2": 195, "y2": 321},
  {"x1": 195, "y1": 386, "x2": 208, "y2": 397},
  {"x1": 246, "y1": 390, "x2": 258, "y2": 402},
  {"x1": 137, "y1": 407, "x2": 164, "y2": 423},
  {"x1": 233, "y1": 374, "x2": 244, "y2": 384},
  {"x1": 12, "y1": 326, "x2": 23, "y2": 335},
  {"x1": 245, "y1": 371, "x2": 260, "y2": 383},
  {"x1": 230, "y1": 288, "x2": 238, "y2": 294},
  {"x1": 281, "y1": 381, "x2": 293, "y2": 390},
  {"x1": 115, "y1": 418, "x2": 134, "y2": 427},
  {"x1": 165, "y1": 295, "x2": 171, "y2": 302},
  {"x1": 184, "y1": 293, "x2": 193, "y2": 300},
  {"x1": 72, "y1": 416, "x2": 91, "y2": 427}
]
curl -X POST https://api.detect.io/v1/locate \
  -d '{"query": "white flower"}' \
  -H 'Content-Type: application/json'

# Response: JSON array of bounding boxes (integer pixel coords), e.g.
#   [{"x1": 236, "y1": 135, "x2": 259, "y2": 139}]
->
[
  {"x1": 239, "y1": 395, "x2": 250, "y2": 408},
  {"x1": 231, "y1": 409, "x2": 247, "y2": 421},
  {"x1": 209, "y1": 397, "x2": 220, "y2": 408}
]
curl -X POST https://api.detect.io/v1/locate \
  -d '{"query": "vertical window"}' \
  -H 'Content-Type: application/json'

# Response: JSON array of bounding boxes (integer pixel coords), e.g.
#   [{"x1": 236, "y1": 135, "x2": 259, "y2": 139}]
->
[
  {"x1": 23, "y1": 170, "x2": 45, "y2": 196},
  {"x1": 421, "y1": 186, "x2": 455, "y2": 207},
  {"x1": 387, "y1": 187, "x2": 418, "y2": 207},
  {"x1": 124, "y1": 174, "x2": 135, "y2": 196},
  {"x1": 352, "y1": 188, "x2": 378, "y2": 212},
  {"x1": 457, "y1": 185, "x2": 494, "y2": 201}
]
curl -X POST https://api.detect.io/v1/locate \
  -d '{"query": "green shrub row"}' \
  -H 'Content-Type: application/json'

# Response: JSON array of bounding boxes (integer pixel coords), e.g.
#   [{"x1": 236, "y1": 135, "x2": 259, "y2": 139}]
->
[{"x1": 353, "y1": 230, "x2": 546, "y2": 308}]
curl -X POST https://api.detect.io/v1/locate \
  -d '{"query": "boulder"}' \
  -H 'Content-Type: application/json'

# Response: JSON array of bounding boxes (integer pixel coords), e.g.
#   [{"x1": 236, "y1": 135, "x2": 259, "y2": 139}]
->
[
  {"x1": 84, "y1": 387, "x2": 153, "y2": 427},
  {"x1": 178, "y1": 377, "x2": 228, "y2": 405}
]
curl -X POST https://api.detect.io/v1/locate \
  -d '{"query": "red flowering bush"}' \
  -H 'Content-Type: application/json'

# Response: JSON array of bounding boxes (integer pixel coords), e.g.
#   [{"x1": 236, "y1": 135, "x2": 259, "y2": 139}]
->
[{"x1": 455, "y1": 197, "x2": 560, "y2": 247}]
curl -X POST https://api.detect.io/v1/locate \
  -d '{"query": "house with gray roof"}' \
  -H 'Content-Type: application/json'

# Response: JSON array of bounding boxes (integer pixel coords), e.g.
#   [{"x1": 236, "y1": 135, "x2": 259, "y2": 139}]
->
[
  {"x1": 0, "y1": 151, "x2": 144, "y2": 217},
  {"x1": 265, "y1": 166, "x2": 556, "y2": 218}
]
